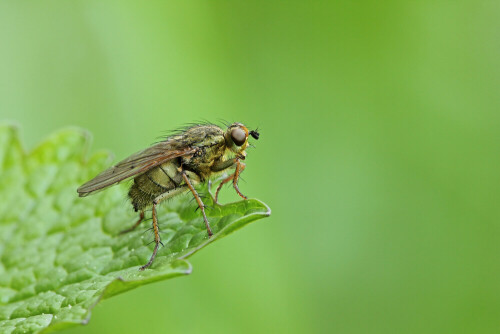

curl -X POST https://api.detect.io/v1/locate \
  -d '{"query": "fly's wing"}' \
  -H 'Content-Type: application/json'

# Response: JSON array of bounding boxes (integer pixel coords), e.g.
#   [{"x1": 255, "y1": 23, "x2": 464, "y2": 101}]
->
[{"x1": 77, "y1": 141, "x2": 197, "y2": 197}]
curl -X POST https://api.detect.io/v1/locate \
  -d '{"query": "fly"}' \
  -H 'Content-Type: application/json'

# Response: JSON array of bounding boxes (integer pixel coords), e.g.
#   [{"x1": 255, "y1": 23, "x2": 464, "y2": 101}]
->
[{"x1": 77, "y1": 122, "x2": 260, "y2": 270}]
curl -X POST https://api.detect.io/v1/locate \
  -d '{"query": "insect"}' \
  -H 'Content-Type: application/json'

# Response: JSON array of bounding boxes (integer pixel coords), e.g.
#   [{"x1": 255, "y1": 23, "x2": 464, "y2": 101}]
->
[{"x1": 77, "y1": 122, "x2": 260, "y2": 270}]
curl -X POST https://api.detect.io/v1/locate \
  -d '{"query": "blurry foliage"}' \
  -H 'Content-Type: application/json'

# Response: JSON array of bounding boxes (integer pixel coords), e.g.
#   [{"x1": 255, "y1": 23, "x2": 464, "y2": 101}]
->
[{"x1": 0, "y1": 1, "x2": 499, "y2": 333}]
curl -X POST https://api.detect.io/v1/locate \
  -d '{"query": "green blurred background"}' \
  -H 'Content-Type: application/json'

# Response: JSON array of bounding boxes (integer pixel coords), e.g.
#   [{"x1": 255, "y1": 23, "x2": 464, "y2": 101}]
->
[{"x1": 1, "y1": 1, "x2": 499, "y2": 333}]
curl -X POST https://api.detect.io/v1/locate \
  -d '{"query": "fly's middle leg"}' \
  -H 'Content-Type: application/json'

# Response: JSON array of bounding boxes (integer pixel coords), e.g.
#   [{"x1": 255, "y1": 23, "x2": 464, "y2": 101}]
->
[
  {"x1": 182, "y1": 171, "x2": 213, "y2": 237},
  {"x1": 119, "y1": 210, "x2": 145, "y2": 234}
]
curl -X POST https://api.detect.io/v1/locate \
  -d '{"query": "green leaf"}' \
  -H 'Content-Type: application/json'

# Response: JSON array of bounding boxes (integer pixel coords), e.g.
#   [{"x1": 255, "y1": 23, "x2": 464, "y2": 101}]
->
[{"x1": 0, "y1": 124, "x2": 271, "y2": 334}]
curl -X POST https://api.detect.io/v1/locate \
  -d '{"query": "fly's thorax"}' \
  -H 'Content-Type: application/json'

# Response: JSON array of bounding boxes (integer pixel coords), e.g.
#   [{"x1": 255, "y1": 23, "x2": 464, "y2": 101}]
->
[
  {"x1": 182, "y1": 139, "x2": 228, "y2": 179},
  {"x1": 182, "y1": 125, "x2": 225, "y2": 145}
]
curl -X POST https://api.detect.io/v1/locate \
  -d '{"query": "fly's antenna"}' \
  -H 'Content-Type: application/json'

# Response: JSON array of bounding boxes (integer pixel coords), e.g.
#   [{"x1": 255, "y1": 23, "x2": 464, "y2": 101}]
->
[{"x1": 249, "y1": 127, "x2": 260, "y2": 140}]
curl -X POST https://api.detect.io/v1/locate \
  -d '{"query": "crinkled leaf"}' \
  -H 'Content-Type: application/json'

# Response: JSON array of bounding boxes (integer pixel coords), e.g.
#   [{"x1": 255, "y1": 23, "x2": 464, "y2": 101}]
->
[{"x1": 0, "y1": 124, "x2": 270, "y2": 334}]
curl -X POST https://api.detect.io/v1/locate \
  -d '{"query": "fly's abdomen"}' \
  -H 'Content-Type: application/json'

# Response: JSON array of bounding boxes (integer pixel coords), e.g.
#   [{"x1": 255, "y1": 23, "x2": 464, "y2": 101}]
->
[{"x1": 128, "y1": 160, "x2": 183, "y2": 211}]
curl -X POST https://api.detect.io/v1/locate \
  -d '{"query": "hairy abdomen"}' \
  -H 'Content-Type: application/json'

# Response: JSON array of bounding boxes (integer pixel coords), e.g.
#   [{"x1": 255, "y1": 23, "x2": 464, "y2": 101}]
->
[{"x1": 128, "y1": 160, "x2": 184, "y2": 211}]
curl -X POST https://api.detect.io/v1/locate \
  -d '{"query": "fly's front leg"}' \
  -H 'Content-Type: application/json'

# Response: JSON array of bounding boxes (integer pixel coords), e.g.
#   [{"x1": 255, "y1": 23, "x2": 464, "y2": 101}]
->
[
  {"x1": 119, "y1": 210, "x2": 145, "y2": 234},
  {"x1": 182, "y1": 170, "x2": 213, "y2": 237},
  {"x1": 214, "y1": 174, "x2": 235, "y2": 204},
  {"x1": 211, "y1": 158, "x2": 247, "y2": 202},
  {"x1": 232, "y1": 159, "x2": 247, "y2": 200}
]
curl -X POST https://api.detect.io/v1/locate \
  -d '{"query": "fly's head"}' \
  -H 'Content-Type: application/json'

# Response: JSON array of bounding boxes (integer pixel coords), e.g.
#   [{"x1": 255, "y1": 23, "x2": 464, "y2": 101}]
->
[{"x1": 224, "y1": 123, "x2": 259, "y2": 160}]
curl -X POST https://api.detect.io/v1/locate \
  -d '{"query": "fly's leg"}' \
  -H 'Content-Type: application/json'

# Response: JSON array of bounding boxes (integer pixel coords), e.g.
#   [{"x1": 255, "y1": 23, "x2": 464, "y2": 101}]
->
[
  {"x1": 139, "y1": 203, "x2": 161, "y2": 271},
  {"x1": 138, "y1": 186, "x2": 189, "y2": 270},
  {"x1": 209, "y1": 157, "x2": 236, "y2": 203},
  {"x1": 214, "y1": 173, "x2": 235, "y2": 204},
  {"x1": 213, "y1": 160, "x2": 247, "y2": 202},
  {"x1": 232, "y1": 160, "x2": 247, "y2": 200},
  {"x1": 119, "y1": 210, "x2": 145, "y2": 234},
  {"x1": 182, "y1": 171, "x2": 213, "y2": 237}
]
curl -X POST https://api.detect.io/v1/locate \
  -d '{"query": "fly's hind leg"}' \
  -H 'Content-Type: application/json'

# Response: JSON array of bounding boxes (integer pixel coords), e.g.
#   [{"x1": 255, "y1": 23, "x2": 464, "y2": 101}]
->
[
  {"x1": 139, "y1": 203, "x2": 161, "y2": 271},
  {"x1": 119, "y1": 210, "x2": 145, "y2": 234},
  {"x1": 138, "y1": 186, "x2": 189, "y2": 270}
]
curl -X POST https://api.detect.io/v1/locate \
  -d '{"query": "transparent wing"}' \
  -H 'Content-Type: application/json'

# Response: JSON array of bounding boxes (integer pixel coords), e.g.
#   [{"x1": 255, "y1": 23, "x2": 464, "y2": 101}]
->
[{"x1": 77, "y1": 141, "x2": 197, "y2": 197}]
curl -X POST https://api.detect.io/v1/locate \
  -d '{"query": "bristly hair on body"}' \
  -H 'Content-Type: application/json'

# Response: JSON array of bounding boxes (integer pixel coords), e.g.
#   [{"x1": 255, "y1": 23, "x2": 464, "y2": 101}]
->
[{"x1": 154, "y1": 119, "x2": 220, "y2": 144}]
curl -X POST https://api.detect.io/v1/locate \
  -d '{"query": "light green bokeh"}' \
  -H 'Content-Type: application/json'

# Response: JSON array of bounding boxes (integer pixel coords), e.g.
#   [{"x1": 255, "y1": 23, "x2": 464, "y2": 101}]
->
[{"x1": 1, "y1": 1, "x2": 499, "y2": 333}]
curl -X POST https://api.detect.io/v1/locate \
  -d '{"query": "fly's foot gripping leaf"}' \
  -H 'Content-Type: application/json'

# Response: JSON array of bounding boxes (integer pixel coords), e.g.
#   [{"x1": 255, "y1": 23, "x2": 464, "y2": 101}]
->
[{"x1": 0, "y1": 124, "x2": 270, "y2": 334}]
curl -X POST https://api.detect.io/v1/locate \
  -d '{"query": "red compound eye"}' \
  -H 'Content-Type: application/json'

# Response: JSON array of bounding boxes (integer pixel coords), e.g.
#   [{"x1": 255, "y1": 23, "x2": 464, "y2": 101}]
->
[{"x1": 231, "y1": 128, "x2": 246, "y2": 146}]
